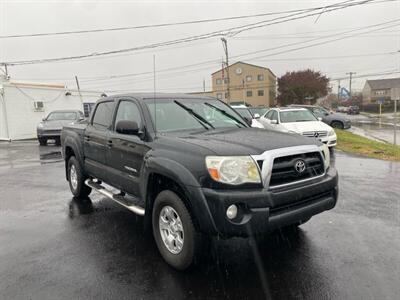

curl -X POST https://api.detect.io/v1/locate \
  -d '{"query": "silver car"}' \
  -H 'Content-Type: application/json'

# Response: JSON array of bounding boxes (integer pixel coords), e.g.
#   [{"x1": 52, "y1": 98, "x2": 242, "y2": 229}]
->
[{"x1": 37, "y1": 110, "x2": 85, "y2": 145}]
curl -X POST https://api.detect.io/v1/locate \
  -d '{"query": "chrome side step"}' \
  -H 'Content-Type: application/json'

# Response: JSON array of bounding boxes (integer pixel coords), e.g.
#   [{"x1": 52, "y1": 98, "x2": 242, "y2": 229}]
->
[{"x1": 85, "y1": 179, "x2": 145, "y2": 216}]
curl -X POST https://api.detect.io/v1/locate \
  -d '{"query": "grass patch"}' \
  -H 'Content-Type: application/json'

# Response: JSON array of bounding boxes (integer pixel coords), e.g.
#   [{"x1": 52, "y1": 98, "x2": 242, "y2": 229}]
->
[{"x1": 335, "y1": 129, "x2": 400, "y2": 161}]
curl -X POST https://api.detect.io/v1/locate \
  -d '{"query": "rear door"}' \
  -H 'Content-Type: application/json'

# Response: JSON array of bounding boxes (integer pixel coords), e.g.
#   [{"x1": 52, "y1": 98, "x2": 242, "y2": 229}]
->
[
  {"x1": 106, "y1": 98, "x2": 149, "y2": 196},
  {"x1": 84, "y1": 100, "x2": 115, "y2": 181}
]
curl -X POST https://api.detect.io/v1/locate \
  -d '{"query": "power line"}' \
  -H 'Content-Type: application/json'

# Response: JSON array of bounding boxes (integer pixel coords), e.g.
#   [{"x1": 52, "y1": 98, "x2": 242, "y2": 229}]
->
[
  {"x1": 0, "y1": 0, "x2": 390, "y2": 66},
  {"x1": 0, "y1": 0, "x2": 386, "y2": 39}
]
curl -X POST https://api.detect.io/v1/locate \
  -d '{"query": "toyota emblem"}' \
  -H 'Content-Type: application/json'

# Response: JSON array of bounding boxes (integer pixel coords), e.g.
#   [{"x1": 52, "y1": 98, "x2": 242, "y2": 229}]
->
[{"x1": 294, "y1": 159, "x2": 306, "y2": 174}]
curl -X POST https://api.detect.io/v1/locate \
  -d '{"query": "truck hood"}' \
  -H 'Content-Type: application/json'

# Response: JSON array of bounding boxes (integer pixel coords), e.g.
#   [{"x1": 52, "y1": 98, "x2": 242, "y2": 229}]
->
[
  {"x1": 166, "y1": 127, "x2": 320, "y2": 156},
  {"x1": 280, "y1": 121, "x2": 332, "y2": 134}
]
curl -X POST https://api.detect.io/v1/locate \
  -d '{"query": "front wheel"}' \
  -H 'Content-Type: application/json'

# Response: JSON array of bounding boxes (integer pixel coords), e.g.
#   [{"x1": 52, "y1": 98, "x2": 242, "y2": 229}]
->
[
  {"x1": 67, "y1": 156, "x2": 91, "y2": 198},
  {"x1": 331, "y1": 121, "x2": 344, "y2": 129},
  {"x1": 152, "y1": 190, "x2": 202, "y2": 270}
]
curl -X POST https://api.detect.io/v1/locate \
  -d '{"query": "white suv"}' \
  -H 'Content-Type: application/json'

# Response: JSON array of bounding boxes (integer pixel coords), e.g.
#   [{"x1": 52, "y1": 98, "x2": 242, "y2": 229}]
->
[{"x1": 259, "y1": 107, "x2": 337, "y2": 147}]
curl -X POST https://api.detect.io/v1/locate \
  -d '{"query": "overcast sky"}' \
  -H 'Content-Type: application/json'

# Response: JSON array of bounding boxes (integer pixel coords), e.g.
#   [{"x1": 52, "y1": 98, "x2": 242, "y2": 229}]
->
[{"x1": 0, "y1": 0, "x2": 399, "y2": 94}]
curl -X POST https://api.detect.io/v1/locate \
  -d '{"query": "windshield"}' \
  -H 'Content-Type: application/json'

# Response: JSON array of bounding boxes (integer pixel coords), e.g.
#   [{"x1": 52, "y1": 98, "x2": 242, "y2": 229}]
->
[
  {"x1": 234, "y1": 108, "x2": 253, "y2": 119},
  {"x1": 145, "y1": 98, "x2": 247, "y2": 132},
  {"x1": 46, "y1": 112, "x2": 77, "y2": 120},
  {"x1": 280, "y1": 110, "x2": 317, "y2": 123}
]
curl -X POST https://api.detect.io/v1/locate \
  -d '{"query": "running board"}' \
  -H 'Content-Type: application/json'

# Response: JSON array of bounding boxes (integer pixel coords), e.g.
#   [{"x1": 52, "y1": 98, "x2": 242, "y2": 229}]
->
[{"x1": 85, "y1": 179, "x2": 145, "y2": 216}]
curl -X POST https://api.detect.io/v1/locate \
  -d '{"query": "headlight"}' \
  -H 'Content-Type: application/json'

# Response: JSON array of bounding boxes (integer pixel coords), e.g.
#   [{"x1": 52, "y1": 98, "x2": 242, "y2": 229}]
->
[
  {"x1": 328, "y1": 129, "x2": 335, "y2": 136},
  {"x1": 37, "y1": 123, "x2": 44, "y2": 129},
  {"x1": 205, "y1": 156, "x2": 261, "y2": 185},
  {"x1": 319, "y1": 144, "x2": 330, "y2": 170}
]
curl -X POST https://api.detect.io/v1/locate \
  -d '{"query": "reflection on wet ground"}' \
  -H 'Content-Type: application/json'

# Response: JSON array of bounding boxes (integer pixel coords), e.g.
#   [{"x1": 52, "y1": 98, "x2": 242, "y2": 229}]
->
[
  {"x1": 0, "y1": 141, "x2": 62, "y2": 171},
  {"x1": 0, "y1": 141, "x2": 399, "y2": 299}
]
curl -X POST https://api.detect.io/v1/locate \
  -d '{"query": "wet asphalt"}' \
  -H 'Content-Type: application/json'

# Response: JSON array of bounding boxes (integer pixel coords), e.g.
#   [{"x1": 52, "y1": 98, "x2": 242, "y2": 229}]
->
[{"x1": 0, "y1": 141, "x2": 399, "y2": 300}]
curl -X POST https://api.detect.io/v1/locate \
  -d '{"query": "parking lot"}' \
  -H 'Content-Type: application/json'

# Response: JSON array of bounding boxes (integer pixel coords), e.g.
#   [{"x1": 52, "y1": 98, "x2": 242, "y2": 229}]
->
[{"x1": 0, "y1": 141, "x2": 399, "y2": 300}]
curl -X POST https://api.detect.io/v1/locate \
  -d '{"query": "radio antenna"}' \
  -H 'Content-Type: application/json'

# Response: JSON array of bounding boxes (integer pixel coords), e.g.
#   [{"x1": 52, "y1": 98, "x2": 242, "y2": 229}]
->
[{"x1": 153, "y1": 54, "x2": 157, "y2": 138}]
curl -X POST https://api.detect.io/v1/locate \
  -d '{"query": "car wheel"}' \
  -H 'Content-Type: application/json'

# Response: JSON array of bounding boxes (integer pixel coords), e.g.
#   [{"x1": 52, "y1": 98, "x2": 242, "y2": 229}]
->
[
  {"x1": 67, "y1": 156, "x2": 91, "y2": 198},
  {"x1": 331, "y1": 121, "x2": 344, "y2": 129},
  {"x1": 152, "y1": 190, "x2": 202, "y2": 270},
  {"x1": 38, "y1": 138, "x2": 47, "y2": 146}
]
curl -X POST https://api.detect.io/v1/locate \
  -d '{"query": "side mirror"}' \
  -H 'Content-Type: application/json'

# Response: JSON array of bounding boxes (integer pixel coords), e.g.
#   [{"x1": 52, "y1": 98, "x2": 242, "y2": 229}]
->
[
  {"x1": 317, "y1": 117, "x2": 323, "y2": 121},
  {"x1": 42, "y1": 118, "x2": 46, "y2": 121},
  {"x1": 325, "y1": 112, "x2": 330, "y2": 116},
  {"x1": 270, "y1": 119, "x2": 278, "y2": 125},
  {"x1": 116, "y1": 120, "x2": 139, "y2": 135},
  {"x1": 254, "y1": 113, "x2": 260, "y2": 119}
]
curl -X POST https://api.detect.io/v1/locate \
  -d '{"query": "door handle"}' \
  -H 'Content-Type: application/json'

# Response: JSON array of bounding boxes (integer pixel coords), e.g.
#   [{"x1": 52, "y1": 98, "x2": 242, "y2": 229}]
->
[
  {"x1": 107, "y1": 140, "x2": 113, "y2": 147},
  {"x1": 84, "y1": 135, "x2": 91, "y2": 141}
]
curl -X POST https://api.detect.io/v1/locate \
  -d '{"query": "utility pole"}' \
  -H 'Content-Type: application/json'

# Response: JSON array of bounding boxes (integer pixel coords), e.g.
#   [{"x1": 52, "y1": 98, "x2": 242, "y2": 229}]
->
[
  {"x1": 203, "y1": 78, "x2": 206, "y2": 95},
  {"x1": 221, "y1": 38, "x2": 230, "y2": 104},
  {"x1": 337, "y1": 79, "x2": 341, "y2": 102},
  {"x1": 75, "y1": 75, "x2": 83, "y2": 110},
  {"x1": 346, "y1": 72, "x2": 356, "y2": 102},
  {"x1": 4, "y1": 64, "x2": 8, "y2": 78}
]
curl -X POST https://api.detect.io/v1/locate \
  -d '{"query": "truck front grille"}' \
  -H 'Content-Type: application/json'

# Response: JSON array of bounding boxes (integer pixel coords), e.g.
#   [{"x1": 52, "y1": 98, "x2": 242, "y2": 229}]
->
[{"x1": 269, "y1": 151, "x2": 325, "y2": 188}]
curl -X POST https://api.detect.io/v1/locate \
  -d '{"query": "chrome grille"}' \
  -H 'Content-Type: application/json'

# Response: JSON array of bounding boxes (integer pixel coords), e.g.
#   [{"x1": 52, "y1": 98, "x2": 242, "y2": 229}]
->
[
  {"x1": 302, "y1": 131, "x2": 327, "y2": 138},
  {"x1": 268, "y1": 151, "x2": 324, "y2": 188}
]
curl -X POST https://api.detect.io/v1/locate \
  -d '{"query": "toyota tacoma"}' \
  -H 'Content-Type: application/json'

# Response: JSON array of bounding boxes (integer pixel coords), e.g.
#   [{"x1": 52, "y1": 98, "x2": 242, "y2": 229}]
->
[{"x1": 61, "y1": 93, "x2": 338, "y2": 270}]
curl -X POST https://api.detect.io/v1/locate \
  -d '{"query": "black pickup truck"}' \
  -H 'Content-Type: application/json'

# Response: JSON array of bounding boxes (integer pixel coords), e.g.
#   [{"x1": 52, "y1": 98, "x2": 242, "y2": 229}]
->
[{"x1": 61, "y1": 93, "x2": 338, "y2": 270}]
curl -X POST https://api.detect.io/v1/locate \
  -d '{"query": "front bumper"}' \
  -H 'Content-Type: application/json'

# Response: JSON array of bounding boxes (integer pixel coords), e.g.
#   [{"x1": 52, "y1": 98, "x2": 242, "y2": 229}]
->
[
  {"x1": 37, "y1": 128, "x2": 62, "y2": 139},
  {"x1": 320, "y1": 134, "x2": 337, "y2": 147},
  {"x1": 192, "y1": 167, "x2": 338, "y2": 237}
]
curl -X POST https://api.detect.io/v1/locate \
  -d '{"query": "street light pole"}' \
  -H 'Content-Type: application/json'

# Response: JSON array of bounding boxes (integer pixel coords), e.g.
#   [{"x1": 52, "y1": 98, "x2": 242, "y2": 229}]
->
[{"x1": 346, "y1": 72, "x2": 356, "y2": 102}]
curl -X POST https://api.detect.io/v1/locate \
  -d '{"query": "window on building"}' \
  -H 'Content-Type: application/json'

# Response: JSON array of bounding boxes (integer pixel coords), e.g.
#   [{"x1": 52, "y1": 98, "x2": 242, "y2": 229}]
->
[
  {"x1": 224, "y1": 78, "x2": 229, "y2": 84},
  {"x1": 257, "y1": 74, "x2": 264, "y2": 81},
  {"x1": 216, "y1": 78, "x2": 222, "y2": 85},
  {"x1": 375, "y1": 90, "x2": 387, "y2": 96},
  {"x1": 83, "y1": 103, "x2": 96, "y2": 118},
  {"x1": 224, "y1": 92, "x2": 229, "y2": 99},
  {"x1": 246, "y1": 91, "x2": 253, "y2": 97},
  {"x1": 258, "y1": 90, "x2": 264, "y2": 96},
  {"x1": 92, "y1": 101, "x2": 114, "y2": 130},
  {"x1": 246, "y1": 75, "x2": 252, "y2": 82},
  {"x1": 216, "y1": 93, "x2": 223, "y2": 99}
]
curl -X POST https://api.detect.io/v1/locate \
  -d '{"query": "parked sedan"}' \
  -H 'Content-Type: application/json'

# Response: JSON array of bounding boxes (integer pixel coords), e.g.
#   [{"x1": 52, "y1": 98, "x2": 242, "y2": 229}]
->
[
  {"x1": 347, "y1": 105, "x2": 360, "y2": 115},
  {"x1": 231, "y1": 106, "x2": 264, "y2": 128},
  {"x1": 248, "y1": 106, "x2": 269, "y2": 118},
  {"x1": 37, "y1": 110, "x2": 85, "y2": 145},
  {"x1": 258, "y1": 107, "x2": 337, "y2": 147},
  {"x1": 289, "y1": 105, "x2": 351, "y2": 129}
]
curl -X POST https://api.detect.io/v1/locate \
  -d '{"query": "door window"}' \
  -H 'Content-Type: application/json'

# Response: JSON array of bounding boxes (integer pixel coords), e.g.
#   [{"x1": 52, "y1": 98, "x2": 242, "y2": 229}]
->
[
  {"x1": 271, "y1": 111, "x2": 279, "y2": 123},
  {"x1": 114, "y1": 100, "x2": 142, "y2": 129},
  {"x1": 92, "y1": 101, "x2": 114, "y2": 130}
]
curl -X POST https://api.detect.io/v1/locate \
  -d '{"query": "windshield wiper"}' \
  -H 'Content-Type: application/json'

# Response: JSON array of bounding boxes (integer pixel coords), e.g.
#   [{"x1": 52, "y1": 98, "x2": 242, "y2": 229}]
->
[
  {"x1": 174, "y1": 100, "x2": 214, "y2": 129},
  {"x1": 204, "y1": 102, "x2": 247, "y2": 127},
  {"x1": 295, "y1": 120, "x2": 313, "y2": 122}
]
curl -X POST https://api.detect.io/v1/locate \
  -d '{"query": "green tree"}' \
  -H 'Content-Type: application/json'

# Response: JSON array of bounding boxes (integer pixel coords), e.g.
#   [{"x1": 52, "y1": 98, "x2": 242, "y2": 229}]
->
[{"x1": 277, "y1": 69, "x2": 329, "y2": 105}]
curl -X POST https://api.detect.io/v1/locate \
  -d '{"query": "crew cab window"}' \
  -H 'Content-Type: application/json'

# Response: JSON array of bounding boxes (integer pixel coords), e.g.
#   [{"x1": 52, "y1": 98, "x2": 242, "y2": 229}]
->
[
  {"x1": 114, "y1": 100, "x2": 142, "y2": 129},
  {"x1": 312, "y1": 107, "x2": 328, "y2": 117},
  {"x1": 92, "y1": 101, "x2": 114, "y2": 130}
]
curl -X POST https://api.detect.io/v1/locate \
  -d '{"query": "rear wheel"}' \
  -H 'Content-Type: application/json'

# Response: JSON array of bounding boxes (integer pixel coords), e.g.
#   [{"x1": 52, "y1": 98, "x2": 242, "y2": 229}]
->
[
  {"x1": 67, "y1": 156, "x2": 91, "y2": 198},
  {"x1": 152, "y1": 190, "x2": 202, "y2": 270},
  {"x1": 331, "y1": 121, "x2": 344, "y2": 129}
]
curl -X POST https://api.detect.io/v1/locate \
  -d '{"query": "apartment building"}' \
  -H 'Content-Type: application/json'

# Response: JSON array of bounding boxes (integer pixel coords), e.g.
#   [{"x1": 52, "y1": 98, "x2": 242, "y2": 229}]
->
[{"x1": 211, "y1": 61, "x2": 276, "y2": 107}]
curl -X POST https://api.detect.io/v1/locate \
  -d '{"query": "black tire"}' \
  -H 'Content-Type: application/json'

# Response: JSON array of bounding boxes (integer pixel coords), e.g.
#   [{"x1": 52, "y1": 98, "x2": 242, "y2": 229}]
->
[
  {"x1": 331, "y1": 121, "x2": 344, "y2": 129},
  {"x1": 152, "y1": 190, "x2": 202, "y2": 270},
  {"x1": 67, "y1": 156, "x2": 91, "y2": 198},
  {"x1": 38, "y1": 138, "x2": 47, "y2": 146}
]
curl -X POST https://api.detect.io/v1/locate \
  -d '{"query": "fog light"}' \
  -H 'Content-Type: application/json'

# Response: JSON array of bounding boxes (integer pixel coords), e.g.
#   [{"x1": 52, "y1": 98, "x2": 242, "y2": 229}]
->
[{"x1": 226, "y1": 204, "x2": 238, "y2": 220}]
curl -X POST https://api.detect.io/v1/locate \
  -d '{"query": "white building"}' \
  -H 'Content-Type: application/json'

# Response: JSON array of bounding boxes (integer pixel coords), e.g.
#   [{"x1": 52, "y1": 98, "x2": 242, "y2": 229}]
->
[{"x1": 0, "y1": 76, "x2": 104, "y2": 140}]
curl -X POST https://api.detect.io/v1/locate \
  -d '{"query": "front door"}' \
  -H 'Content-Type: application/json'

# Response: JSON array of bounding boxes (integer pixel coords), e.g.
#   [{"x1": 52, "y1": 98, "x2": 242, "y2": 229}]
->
[{"x1": 106, "y1": 99, "x2": 149, "y2": 197}]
